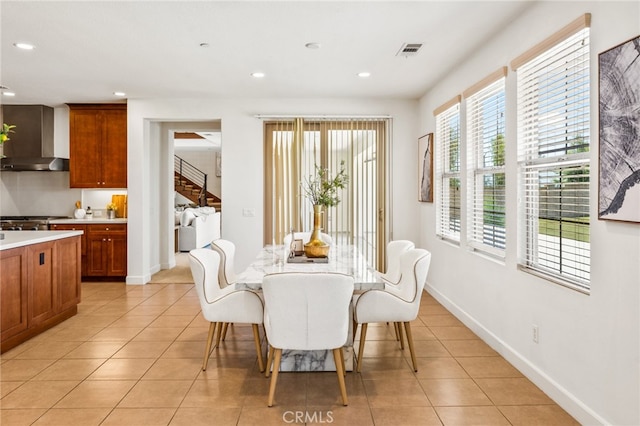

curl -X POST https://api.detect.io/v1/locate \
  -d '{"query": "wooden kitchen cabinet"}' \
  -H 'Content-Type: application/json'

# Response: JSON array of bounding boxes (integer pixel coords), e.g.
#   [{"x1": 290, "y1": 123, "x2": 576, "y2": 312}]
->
[
  {"x1": 68, "y1": 103, "x2": 127, "y2": 188},
  {"x1": 0, "y1": 247, "x2": 28, "y2": 343},
  {"x1": 86, "y1": 224, "x2": 127, "y2": 278},
  {"x1": 50, "y1": 223, "x2": 87, "y2": 276},
  {"x1": 1, "y1": 236, "x2": 82, "y2": 353}
]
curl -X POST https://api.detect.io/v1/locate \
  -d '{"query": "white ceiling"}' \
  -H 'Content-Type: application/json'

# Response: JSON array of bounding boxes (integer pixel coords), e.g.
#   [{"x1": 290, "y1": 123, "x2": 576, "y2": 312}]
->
[{"x1": 1, "y1": 1, "x2": 534, "y2": 107}]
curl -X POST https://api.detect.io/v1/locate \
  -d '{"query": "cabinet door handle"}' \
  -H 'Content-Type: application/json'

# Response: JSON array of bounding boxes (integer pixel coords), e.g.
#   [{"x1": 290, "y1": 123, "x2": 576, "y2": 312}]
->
[
  {"x1": 105, "y1": 228, "x2": 109, "y2": 231},
  {"x1": 108, "y1": 238, "x2": 112, "y2": 242},
  {"x1": 102, "y1": 238, "x2": 107, "y2": 242}
]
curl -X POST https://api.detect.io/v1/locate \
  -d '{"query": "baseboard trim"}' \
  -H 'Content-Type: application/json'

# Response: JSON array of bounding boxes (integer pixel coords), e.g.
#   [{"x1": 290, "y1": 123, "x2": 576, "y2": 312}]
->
[{"x1": 424, "y1": 283, "x2": 607, "y2": 426}]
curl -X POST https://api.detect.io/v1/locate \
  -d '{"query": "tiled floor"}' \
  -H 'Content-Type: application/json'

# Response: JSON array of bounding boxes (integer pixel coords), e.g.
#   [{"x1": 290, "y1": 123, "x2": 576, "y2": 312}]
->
[{"x1": 1, "y1": 280, "x2": 579, "y2": 425}]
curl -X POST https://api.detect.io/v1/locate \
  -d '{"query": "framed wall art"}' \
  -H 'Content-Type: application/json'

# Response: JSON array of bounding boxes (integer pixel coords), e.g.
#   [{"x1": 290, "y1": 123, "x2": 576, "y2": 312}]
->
[
  {"x1": 418, "y1": 133, "x2": 434, "y2": 202},
  {"x1": 598, "y1": 35, "x2": 640, "y2": 223}
]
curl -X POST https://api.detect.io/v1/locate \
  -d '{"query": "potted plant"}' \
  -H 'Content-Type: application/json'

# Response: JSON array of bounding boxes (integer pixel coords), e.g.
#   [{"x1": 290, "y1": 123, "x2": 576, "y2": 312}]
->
[
  {"x1": 300, "y1": 161, "x2": 348, "y2": 257},
  {"x1": 0, "y1": 123, "x2": 17, "y2": 158}
]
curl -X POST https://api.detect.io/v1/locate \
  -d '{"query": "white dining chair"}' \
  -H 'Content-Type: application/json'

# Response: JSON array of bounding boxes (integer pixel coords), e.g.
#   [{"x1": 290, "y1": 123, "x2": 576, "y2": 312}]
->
[
  {"x1": 262, "y1": 272, "x2": 354, "y2": 407},
  {"x1": 379, "y1": 240, "x2": 415, "y2": 284},
  {"x1": 353, "y1": 248, "x2": 431, "y2": 372},
  {"x1": 210, "y1": 239, "x2": 237, "y2": 288},
  {"x1": 188, "y1": 248, "x2": 265, "y2": 372}
]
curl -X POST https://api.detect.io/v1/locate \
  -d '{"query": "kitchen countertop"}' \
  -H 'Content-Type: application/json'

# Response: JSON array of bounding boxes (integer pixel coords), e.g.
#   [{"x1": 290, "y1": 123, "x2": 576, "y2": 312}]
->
[
  {"x1": 49, "y1": 218, "x2": 128, "y2": 225},
  {"x1": 0, "y1": 230, "x2": 84, "y2": 250}
]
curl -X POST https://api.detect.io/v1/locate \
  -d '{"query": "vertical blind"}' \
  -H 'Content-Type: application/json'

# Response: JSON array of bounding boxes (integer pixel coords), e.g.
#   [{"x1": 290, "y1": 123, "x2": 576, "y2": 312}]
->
[
  {"x1": 515, "y1": 25, "x2": 591, "y2": 290},
  {"x1": 435, "y1": 103, "x2": 461, "y2": 242},
  {"x1": 264, "y1": 118, "x2": 388, "y2": 270},
  {"x1": 466, "y1": 77, "x2": 506, "y2": 256}
]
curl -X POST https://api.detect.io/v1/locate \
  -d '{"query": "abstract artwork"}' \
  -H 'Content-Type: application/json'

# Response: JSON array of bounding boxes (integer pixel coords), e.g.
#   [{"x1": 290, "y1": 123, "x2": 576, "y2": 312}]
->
[
  {"x1": 598, "y1": 35, "x2": 640, "y2": 222},
  {"x1": 418, "y1": 133, "x2": 433, "y2": 202}
]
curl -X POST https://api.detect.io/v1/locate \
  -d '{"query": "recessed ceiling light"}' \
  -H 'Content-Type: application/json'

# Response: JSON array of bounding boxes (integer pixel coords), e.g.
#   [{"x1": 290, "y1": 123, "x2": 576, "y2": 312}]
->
[
  {"x1": 2, "y1": 91, "x2": 16, "y2": 97},
  {"x1": 251, "y1": 72, "x2": 265, "y2": 78},
  {"x1": 13, "y1": 42, "x2": 35, "y2": 50},
  {"x1": 199, "y1": 42, "x2": 210, "y2": 48},
  {"x1": 357, "y1": 72, "x2": 371, "y2": 78},
  {"x1": 305, "y1": 42, "x2": 321, "y2": 49},
  {"x1": 113, "y1": 91, "x2": 126, "y2": 97}
]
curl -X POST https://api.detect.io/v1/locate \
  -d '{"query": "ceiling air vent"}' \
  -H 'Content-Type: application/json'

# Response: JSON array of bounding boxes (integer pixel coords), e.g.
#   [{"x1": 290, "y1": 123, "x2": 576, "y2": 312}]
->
[{"x1": 396, "y1": 43, "x2": 423, "y2": 57}]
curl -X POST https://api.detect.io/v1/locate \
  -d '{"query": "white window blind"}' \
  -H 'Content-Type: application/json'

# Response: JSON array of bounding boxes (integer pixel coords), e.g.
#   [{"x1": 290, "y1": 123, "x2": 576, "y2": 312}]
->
[
  {"x1": 435, "y1": 103, "x2": 461, "y2": 242},
  {"x1": 515, "y1": 25, "x2": 590, "y2": 291},
  {"x1": 466, "y1": 77, "x2": 506, "y2": 257}
]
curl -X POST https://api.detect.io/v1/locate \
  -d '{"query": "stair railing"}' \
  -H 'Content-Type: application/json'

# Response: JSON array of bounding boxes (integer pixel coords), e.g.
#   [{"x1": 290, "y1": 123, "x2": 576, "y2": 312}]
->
[{"x1": 174, "y1": 155, "x2": 208, "y2": 206}]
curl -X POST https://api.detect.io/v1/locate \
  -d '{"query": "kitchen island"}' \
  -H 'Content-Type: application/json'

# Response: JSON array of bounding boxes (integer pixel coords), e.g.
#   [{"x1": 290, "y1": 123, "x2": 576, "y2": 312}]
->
[{"x1": 1, "y1": 230, "x2": 83, "y2": 353}]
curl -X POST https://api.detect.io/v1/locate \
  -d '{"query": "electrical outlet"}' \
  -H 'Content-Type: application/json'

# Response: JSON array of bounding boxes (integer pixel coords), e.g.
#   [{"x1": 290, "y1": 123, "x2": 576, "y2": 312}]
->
[
  {"x1": 532, "y1": 325, "x2": 539, "y2": 343},
  {"x1": 242, "y1": 208, "x2": 255, "y2": 217}
]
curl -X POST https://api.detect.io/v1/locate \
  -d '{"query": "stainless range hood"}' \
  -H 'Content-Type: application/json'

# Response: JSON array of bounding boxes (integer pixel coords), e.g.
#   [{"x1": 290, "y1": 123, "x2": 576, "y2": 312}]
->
[{"x1": 1, "y1": 105, "x2": 69, "y2": 171}]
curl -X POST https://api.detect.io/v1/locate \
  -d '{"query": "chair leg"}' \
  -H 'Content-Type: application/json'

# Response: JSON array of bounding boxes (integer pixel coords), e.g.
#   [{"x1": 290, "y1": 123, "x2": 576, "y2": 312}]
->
[
  {"x1": 252, "y1": 324, "x2": 265, "y2": 372},
  {"x1": 404, "y1": 321, "x2": 418, "y2": 372},
  {"x1": 265, "y1": 346, "x2": 275, "y2": 378},
  {"x1": 396, "y1": 322, "x2": 405, "y2": 350},
  {"x1": 202, "y1": 322, "x2": 217, "y2": 371},
  {"x1": 267, "y1": 348, "x2": 282, "y2": 407},
  {"x1": 356, "y1": 323, "x2": 368, "y2": 373},
  {"x1": 393, "y1": 322, "x2": 400, "y2": 340},
  {"x1": 333, "y1": 348, "x2": 349, "y2": 406},
  {"x1": 221, "y1": 322, "x2": 230, "y2": 341},
  {"x1": 215, "y1": 322, "x2": 223, "y2": 347}
]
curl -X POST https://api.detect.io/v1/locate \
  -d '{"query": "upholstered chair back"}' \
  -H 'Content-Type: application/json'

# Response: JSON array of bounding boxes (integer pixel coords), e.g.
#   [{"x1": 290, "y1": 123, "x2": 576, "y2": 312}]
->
[
  {"x1": 262, "y1": 272, "x2": 354, "y2": 351},
  {"x1": 189, "y1": 248, "x2": 223, "y2": 305},
  {"x1": 210, "y1": 239, "x2": 237, "y2": 288},
  {"x1": 380, "y1": 240, "x2": 415, "y2": 284},
  {"x1": 283, "y1": 231, "x2": 333, "y2": 247}
]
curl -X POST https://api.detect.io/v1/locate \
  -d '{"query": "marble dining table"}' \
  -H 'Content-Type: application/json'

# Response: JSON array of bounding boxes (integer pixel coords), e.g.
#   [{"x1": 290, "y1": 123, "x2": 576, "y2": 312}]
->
[{"x1": 233, "y1": 244, "x2": 385, "y2": 372}]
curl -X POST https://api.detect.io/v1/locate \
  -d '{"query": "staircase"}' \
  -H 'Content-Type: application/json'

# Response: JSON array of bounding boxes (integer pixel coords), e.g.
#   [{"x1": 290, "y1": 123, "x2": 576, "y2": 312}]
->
[{"x1": 174, "y1": 156, "x2": 221, "y2": 210}]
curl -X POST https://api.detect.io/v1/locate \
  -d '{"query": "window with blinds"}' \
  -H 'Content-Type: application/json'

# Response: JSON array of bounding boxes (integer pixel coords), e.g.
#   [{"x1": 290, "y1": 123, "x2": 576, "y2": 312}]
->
[
  {"x1": 435, "y1": 102, "x2": 461, "y2": 242},
  {"x1": 466, "y1": 75, "x2": 506, "y2": 257},
  {"x1": 514, "y1": 18, "x2": 590, "y2": 291}
]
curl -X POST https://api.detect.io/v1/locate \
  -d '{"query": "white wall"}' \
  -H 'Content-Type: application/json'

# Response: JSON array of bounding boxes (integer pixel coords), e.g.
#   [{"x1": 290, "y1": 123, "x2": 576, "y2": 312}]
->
[
  {"x1": 418, "y1": 2, "x2": 639, "y2": 425},
  {"x1": 126, "y1": 97, "x2": 418, "y2": 284}
]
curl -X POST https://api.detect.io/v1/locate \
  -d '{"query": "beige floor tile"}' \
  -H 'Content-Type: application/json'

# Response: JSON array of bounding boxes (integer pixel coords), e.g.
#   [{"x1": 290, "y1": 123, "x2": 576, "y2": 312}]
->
[
  {"x1": 175, "y1": 327, "x2": 208, "y2": 342},
  {"x1": 149, "y1": 315, "x2": 198, "y2": 328},
  {"x1": 420, "y1": 314, "x2": 465, "y2": 327},
  {"x1": 429, "y1": 326, "x2": 479, "y2": 340},
  {"x1": 371, "y1": 406, "x2": 442, "y2": 425},
  {"x1": 126, "y1": 304, "x2": 169, "y2": 316},
  {"x1": 101, "y1": 408, "x2": 177, "y2": 425},
  {"x1": 13, "y1": 340, "x2": 82, "y2": 359},
  {"x1": 409, "y1": 339, "x2": 452, "y2": 358},
  {"x1": 117, "y1": 380, "x2": 193, "y2": 408},
  {"x1": 89, "y1": 326, "x2": 145, "y2": 341},
  {"x1": 133, "y1": 327, "x2": 185, "y2": 342},
  {"x1": 499, "y1": 405, "x2": 580, "y2": 425},
  {"x1": 358, "y1": 340, "x2": 406, "y2": 358},
  {"x1": 44, "y1": 327, "x2": 103, "y2": 341},
  {"x1": 357, "y1": 357, "x2": 415, "y2": 380},
  {"x1": 54, "y1": 380, "x2": 136, "y2": 408},
  {"x1": 88, "y1": 358, "x2": 155, "y2": 380},
  {"x1": 112, "y1": 340, "x2": 172, "y2": 358},
  {"x1": 306, "y1": 372, "x2": 369, "y2": 407},
  {"x1": 32, "y1": 408, "x2": 111, "y2": 425},
  {"x1": 440, "y1": 340, "x2": 498, "y2": 357},
  {"x1": 418, "y1": 304, "x2": 453, "y2": 316},
  {"x1": 0, "y1": 381, "x2": 24, "y2": 398},
  {"x1": 363, "y1": 378, "x2": 431, "y2": 407},
  {"x1": 170, "y1": 407, "x2": 241, "y2": 426},
  {"x1": 1, "y1": 380, "x2": 79, "y2": 408},
  {"x1": 108, "y1": 315, "x2": 158, "y2": 328},
  {"x1": 163, "y1": 304, "x2": 201, "y2": 316},
  {"x1": 142, "y1": 357, "x2": 202, "y2": 380},
  {"x1": 414, "y1": 357, "x2": 469, "y2": 379},
  {"x1": 419, "y1": 378, "x2": 492, "y2": 407},
  {"x1": 181, "y1": 379, "x2": 254, "y2": 408},
  {"x1": 32, "y1": 358, "x2": 106, "y2": 381},
  {"x1": 0, "y1": 408, "x2": 47, "y2": 426},
  {"x1": 306, "y1": 406, "x2": 375, "y2": 426},
  {"x1": 475, "y1": 378, "x2": 555, "y2": 405},
  {"x1": 196, "y1": 356, "x2": 263, "y2": 381},
  {"x1": 64, "y1": 341, "x2": 126, "y2": 359},
  {"x1": 237, "y1": 406, "x2": 307, "y2": 425},
  {"x1": 161, "y1": 341, "x2": 206, "y2": 359},
  {"x1": 0, "y1": 359, "x2": 55, "y2": 381},
  {"x1": 456, "y1": 357, "x2": 523, "y2": 378},
  {"x1": 435, "y1": 406, "x2": 511, "y2": 425}
]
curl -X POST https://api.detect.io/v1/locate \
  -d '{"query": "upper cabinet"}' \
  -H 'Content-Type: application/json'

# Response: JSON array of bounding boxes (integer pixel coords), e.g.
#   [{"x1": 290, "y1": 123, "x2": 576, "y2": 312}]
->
[{"x1": 68, "y1": 104, "x2": 127, "y2": 188}]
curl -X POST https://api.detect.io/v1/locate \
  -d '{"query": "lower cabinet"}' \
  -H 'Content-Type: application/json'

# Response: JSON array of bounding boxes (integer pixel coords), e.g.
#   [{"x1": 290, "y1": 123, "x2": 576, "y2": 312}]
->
[
  {"x1": 50, "y1": 223, "x2": 127, "y2": 279},
  {"x1": 0, "y1": 236, "x2": 82, "y2": 353},
  {"x1": 86, "y1": 224, "x2": 127, "y2": 278}
]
